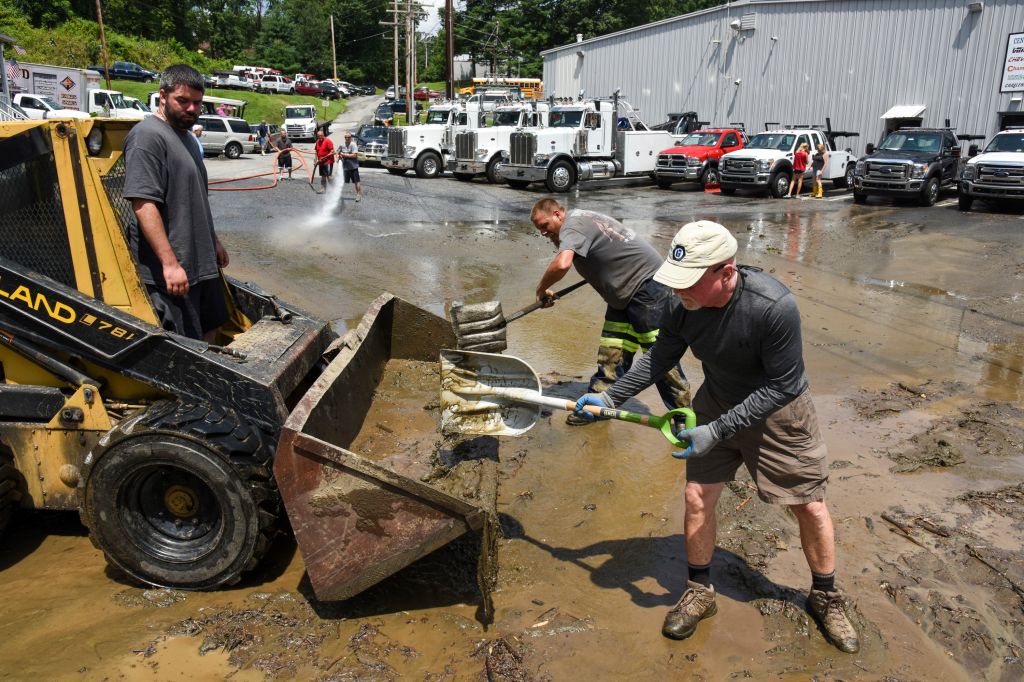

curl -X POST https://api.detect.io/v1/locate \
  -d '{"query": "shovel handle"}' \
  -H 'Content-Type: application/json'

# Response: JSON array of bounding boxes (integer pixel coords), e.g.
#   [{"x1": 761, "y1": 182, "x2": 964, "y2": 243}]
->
[{"x1": 505, "y1": 280, "x2": 588, "y2": 325}]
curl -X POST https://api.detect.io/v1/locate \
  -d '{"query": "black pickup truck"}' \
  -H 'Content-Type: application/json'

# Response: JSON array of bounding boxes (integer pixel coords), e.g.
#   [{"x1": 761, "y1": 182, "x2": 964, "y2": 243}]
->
[
  {"x1": 87, "y1": 60, "x2": 160, "y2": 83},
  {"x1": 852, "y1": 127, "x2": 963, "y2": 206}
]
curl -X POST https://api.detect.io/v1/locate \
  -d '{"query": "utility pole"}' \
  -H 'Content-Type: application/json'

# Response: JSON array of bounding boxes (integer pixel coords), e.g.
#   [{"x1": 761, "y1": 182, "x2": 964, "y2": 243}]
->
[
  {"x1": 445, "y1": 0, "x2": 454, "y2": 99},
  {"x1": 380, "y1": 0, "x2": 400, "y2": 107},
  {"x1": 405, "y1": 0, "x2": 413, "y2": 123},
  {"x1": 330, "y1": 14, "x2": 337, "y2": 81},
  {"x1": 96, "y1": 0, "x2": 111, "y2": 90}
]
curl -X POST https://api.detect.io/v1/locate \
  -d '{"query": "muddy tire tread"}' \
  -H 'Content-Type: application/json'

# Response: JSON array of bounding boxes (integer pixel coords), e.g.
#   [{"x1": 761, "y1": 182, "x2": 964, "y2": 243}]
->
[{"x1": 82, "y1": 400, "x2": 279, "y2": 587}]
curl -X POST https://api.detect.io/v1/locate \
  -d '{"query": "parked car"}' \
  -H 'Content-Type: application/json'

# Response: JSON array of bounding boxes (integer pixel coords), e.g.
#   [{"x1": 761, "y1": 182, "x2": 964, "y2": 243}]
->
[
  {"x1": 87, "y1": 60, "x2": 159, "y2": 83},
  {"x1": 385, "y1": 85, "x2": 407, "y2": 101},
  {"x1": 655, "y1": 127, "x2": 747, "y2": 189},
  {"x1": 249, "y1": 123, "x2": 280, "y2": 153},
  {"x1": 214, "y1": 71, "x2": 256, "y2": 91},
  {"x1": 317, "y1": 82, "x2": 342, "y2": 100},
  {"x1": 853, "y1": 127, "x2": 963, "y2": 206},
  {"x1": 258, "y1": 74, "x2": 294, "y2": 94},
  {"x1": 388, "y1": 99, "x2": 422, "y2": 115},
  {"x1": 359, "y1": 85, "x2": 377, "y2": 96},
  {"x1": 197, "y1": 115, "x2": 258, "y2": 158},
  {"x1": 374, "y1": 104, "x2": 394, "y2": 126},
  {"x1": 414, "y1": 86, "x2": 442, "y2": 100},
  {"x1": 293, "y1": 80, "x2": 324, "y2": 97},
  {"x1": 352, "y1": 124, "x2": 389, "y2": 164}
]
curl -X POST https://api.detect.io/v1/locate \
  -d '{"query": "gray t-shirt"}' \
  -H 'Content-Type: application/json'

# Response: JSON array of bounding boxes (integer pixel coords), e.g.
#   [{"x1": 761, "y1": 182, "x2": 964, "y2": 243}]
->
[
  {"x1": 557, "y1": 209, "x2": 662, "y2": 309},
  {"x1": 605, "y1": 267, "x2": 810, "y2": 439},
  {"x1": 123, "y1": 116, "x2": 219, "y2": 287},
  {"x1": 340, "y1": 140, "x2": 359, "y2": 170}
]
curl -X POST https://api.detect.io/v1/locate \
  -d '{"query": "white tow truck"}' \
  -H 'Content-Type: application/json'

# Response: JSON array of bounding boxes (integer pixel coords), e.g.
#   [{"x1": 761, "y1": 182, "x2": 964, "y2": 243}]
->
[
  {"x1": 449, "y1": 101, "x2": 550, "y2": 183},
  {"x1": 283, "y1": 104, "x2": 320, "y2": 142},
  {"x1": 958, "y1": 128, "x2": 1024, "y2": 211},
  {"x1": 719, "y1": 123, "x2": 858, "y2": 198},
  {"x1": 382, "y1": 101, "x2": 481, "y2": 179},
  {"x1": 495, "y1": 93, "x2": 678, "y2": 192}
]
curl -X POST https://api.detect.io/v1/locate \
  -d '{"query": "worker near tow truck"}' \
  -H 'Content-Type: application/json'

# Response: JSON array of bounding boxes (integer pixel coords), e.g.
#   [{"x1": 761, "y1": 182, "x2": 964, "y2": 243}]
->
[
  {"x1": 573, "y1": 221, "x2": 860, "y2": 653},
  {"x1": 124, "y1": 64, "x2": 230, "y2": 343},
  {"x1": 530, "y1": 198, "x2": 691, "y2": 426},
  {"x1": 314, "y1": 128, "x2": 335, "y2": 192}
]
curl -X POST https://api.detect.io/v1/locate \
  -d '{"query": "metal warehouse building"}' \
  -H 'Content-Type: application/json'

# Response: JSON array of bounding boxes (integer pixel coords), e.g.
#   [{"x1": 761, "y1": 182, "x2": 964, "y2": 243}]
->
[{"x1": 541, "y1": 0, "x2": 1024, "y2": 151}]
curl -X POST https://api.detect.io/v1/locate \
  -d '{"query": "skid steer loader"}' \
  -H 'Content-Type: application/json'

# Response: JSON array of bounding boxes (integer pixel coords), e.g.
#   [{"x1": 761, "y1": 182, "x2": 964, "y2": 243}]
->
[{"x1": 0, "y1": 117, "x2": 490, "y2": 601}]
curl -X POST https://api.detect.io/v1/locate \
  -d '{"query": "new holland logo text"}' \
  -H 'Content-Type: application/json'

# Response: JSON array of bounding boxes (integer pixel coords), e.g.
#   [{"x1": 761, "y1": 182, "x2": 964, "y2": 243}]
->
[{"x1": 0, "y1": 281, "x2": 76, "y2": 323}]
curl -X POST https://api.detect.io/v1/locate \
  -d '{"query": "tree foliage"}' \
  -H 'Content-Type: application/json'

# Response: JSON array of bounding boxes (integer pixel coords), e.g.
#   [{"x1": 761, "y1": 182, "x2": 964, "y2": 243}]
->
[{"x1": 3, "y1": 0, "x2": 724, "y2": 82}]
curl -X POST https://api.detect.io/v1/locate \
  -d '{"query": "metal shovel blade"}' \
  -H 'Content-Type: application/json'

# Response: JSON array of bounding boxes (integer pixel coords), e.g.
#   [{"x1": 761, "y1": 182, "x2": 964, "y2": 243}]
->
[{"x1": 440, "y1": 349, "x2": 541, "y2": 437}]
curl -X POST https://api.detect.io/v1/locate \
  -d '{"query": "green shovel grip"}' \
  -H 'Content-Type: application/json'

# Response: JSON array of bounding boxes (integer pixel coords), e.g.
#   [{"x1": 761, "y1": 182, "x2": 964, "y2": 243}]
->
[{"x1": 594, "y1": 406, "x2": 697, "y2": 447}]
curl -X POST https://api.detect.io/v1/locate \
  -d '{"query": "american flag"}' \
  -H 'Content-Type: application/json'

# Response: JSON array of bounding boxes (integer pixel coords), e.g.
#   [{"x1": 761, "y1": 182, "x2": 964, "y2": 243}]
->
[
  {"x1": 13, "y1": 45, "x2": 27, "y2": 55},
  {"x1": 6, "y1": 58, "x2": 19, "y2": 83}
]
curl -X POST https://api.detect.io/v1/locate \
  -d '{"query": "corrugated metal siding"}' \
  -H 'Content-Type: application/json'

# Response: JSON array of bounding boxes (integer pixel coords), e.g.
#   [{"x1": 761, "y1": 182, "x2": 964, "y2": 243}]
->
[{"x1": 542, "y1": 0, "x2": 1024, "y2": 150}]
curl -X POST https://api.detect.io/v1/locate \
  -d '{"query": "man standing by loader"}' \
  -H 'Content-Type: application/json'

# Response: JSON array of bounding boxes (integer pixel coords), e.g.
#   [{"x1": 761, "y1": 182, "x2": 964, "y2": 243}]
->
[
  {"x1": 124, "y1": 64, "x2": 229, "y2": 342},
  {"x1": 530, "y1": 198, "x2": 690, "y2": 425},
  {"x1": 574, "y1": 221, "x2": 860, "y2": 653}
]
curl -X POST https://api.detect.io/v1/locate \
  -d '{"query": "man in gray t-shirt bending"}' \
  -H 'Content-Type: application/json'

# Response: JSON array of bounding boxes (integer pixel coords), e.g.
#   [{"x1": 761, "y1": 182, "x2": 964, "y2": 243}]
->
[
  {"x1": 124, "y1": 64, "x2": 229, "y2": 341},
  {"x1": 574, "y1": 221, "x2": 859, "y2": 654},
  {"x1": 530, "y1": 198, "x2": 689, "y2": 425}
]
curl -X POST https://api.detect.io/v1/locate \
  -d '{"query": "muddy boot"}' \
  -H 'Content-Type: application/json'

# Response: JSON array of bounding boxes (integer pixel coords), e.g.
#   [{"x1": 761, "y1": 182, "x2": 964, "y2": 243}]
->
[
  {"x1": 662, "y1": 581, "x2": 717, "y2": 640},
  {"x1": 807, "y1": 589, "x2": 860, "y2": 653},
  {"x1": 569, "y1": 347, "x2": 624, "y2": 426}
]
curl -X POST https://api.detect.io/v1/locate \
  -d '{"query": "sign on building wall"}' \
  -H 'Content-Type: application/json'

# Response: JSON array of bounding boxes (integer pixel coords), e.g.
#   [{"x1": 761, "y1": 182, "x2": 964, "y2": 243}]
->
[{"x1": 1001, "y1": 32, "x2": 1024, "y2": 92}]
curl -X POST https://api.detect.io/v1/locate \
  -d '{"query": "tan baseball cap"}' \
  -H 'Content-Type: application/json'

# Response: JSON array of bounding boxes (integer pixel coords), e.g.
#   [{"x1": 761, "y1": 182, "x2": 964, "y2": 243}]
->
[{"x1": 653, "y1": 221, "x2": 737, "y2": 289}]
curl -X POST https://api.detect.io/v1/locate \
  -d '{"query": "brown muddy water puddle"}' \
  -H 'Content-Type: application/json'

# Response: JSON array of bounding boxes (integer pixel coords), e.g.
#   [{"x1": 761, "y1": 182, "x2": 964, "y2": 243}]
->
[{"x1": 3, "y1": 204, "x2": 1024, "y2": 680}]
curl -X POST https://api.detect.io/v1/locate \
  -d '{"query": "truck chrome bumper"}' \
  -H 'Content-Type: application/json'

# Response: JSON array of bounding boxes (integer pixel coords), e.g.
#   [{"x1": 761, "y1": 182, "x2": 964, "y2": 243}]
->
[
  {"x1": 720, "y1": 173, "x2": 768, "y2": 186},
  {"x1": 854, "y1": 177, "x2": 923, "y2": 193},
  {"x1": 449, "y1": 160, "x2": 486, "y2": 174},
  {"x1": 497, "y1": 164, "x2": 547, "y2": 182},
  {"x1": 656, "y1": 168, "x2": 701, "y2": 181},
  {"x1": 960, "y1": 181, "x2": 1024, "y2": 199},
  {"x1": 382, "y1": 157, "x2": 415, "y2": 171}
]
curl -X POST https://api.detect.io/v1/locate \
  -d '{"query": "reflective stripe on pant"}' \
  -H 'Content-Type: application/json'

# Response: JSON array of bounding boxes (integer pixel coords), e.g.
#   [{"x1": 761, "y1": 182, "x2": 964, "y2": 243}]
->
[{"x1": 587, "y1": 279, "x2": 691, "y2": 412}]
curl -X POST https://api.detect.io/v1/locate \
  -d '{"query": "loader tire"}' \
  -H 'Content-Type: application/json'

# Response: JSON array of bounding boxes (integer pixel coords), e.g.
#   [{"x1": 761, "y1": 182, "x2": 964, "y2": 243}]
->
[
  {"x1": 81, "y1": 400, "x2": 279, "y2": 590},
  {"x1": 0, "y1": 451, "x2": 22, "y2": 539}
]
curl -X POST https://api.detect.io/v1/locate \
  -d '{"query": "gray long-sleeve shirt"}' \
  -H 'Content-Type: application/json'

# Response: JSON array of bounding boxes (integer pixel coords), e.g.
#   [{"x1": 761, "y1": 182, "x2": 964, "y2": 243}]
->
[{"x1": 604, "y1": 266, "x2": 809, "y2": 439}]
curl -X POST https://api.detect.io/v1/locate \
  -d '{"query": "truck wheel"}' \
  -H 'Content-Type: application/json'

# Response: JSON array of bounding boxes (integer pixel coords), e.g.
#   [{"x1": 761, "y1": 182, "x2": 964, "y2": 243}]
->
[
  {"x1": 453, "y1": 173, "x2": 473, "y2": 182},
  {"x1": 415, "y1": 152, "x2": 443, "y2": 179},
  {"x1": 485, "y1": 156, "x2": 503, "y2": 184},
  {"x1": 287, "y1": 88, "x2": 294, "y2": 95},
  {"x1": 919, "y1": 177, "x2": 940, "y2": 206},
  {"x1": 143, "y1": 77, "x2": 154, "y2": 84},
  {"x1": 545, "y1": 160, "x2": 576, "y2": 193},
  {"x1": 655, "y1": 177, "x2": 674, "y2": 189},
  {"x1": 81, "y1": 401, "x2": 279, "y2": 590},
  {"x1": 834, "y1": 164, "x2": 854, "y2": 189},
  {"x1": 701, "y1": 166, "x2": 720, "y2": 188},
  {"x1": 958, "y1": 194, "x2": 974, "y2": 211},
  {"x1": 853, "y1": 190, "x2": 868, "y2": 204},
  {"x1": 386, "y1": 168, "x2": 407, "y2": 176},
  {"x1": 0, "y1": 450, "x2": 23, "y2": 539},
  {"x1": 224, "y1": 142, "x2": 243, "y2": 159},
  {"x1": 506, "y1": 180, "x2": 531, "y2": 189},
  {"x1": 769, "y1": 171, "x2": 790, "y2": 198}
]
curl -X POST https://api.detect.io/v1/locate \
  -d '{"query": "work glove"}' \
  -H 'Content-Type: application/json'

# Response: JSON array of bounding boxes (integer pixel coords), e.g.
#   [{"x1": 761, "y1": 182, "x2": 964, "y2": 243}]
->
[
  {"x1": 673, "y1": 423, "x2": 721, "y2": 459},
  {"x1": 573, "y1": 392, "x2": 613, "y2": 422}
]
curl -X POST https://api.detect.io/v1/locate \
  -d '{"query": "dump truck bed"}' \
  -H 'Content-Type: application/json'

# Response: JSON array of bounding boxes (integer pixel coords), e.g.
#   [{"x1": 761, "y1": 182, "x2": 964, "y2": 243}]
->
[{"x1": 274, "y1": 293, "x2": 494, "y2": 602}]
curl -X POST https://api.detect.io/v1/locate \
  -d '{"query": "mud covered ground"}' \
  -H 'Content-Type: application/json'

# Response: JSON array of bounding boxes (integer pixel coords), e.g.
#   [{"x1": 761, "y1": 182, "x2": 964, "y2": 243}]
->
[{"x1": 2, "y1": 137, "x2": 1023, "y2": 680}]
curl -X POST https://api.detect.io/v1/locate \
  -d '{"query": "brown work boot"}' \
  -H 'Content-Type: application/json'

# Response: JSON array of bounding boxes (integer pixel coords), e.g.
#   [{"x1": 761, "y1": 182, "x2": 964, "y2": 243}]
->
[
  {"x1": 808, "y1": 589, "x2": 860, "y2": 653},
  {"x1": 662, "y1": 581, "x2": 717, "y2": 640}
]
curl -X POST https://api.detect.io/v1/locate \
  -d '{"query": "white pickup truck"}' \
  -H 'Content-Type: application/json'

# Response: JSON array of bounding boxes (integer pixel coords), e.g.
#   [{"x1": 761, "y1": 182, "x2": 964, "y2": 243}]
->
[
  {"x1": 719, "y1": 126, "x2": 858, "y2": 198},
  {"x1": 12, "y1": 93, "x2": 91, "y2": 120},
  {"x1": 958, "y1": 128, "x2": 1024, "y2": 211},
  {"x1": 258, "y1": 75, "x2": 294, "y2": 94},
  {"x1": 449, "y1": 101, "x2": 549, "y2": 183}
]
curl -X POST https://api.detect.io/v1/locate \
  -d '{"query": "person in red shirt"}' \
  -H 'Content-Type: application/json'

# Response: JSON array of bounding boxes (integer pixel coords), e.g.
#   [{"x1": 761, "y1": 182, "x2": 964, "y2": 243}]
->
[
  {"x1": 786, "y1": 142, "x2": 810, "y2": 198},
  {"x1": 314, "y1": 128, "x2": 335, "y2": 192}
]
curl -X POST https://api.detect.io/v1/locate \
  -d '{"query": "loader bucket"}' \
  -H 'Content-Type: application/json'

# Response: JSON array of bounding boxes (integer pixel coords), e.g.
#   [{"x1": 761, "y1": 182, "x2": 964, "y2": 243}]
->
[{"x1": 275, "y1": 293, "x2": 492, "y2": 602}]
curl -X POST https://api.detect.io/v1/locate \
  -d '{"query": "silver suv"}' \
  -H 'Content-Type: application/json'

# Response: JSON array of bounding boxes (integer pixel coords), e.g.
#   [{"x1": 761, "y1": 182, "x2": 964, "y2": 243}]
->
[{"x1": 197, "y1": 115, "x2": 258, "y2": 158}]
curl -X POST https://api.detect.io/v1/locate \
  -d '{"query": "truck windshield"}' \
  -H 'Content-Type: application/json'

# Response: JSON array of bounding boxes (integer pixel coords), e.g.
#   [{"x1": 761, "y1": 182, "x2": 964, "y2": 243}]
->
[
  {"x1": 983, "y1": 133, "x2": 1024, "y2": 153},
  {"x1": 38, "y1": 96, "x2": 62, "y2": 110},
  {"x1": 878, "y1": 132, "x2": 942, "y2": 153},
  {"x1": 108, "y1": 93, "x2": 129, "y2": 110},
  {"x1": 678, "y1": 132, "x2": 720, "y2": 147},
  {"x1": 747, "y1": 133, "x2": 795, "y2": 151},
  {"x1": 425, "y1": 110, "x2": 450, "y2": 124},
  {"x1": 548, "y1": 110, "x2": 583, "y2": 128},
  {"x1": 492, "y1": 110, "x2": 522, "y2": 127},
  {"x1": 288, "y1": 107, "x2": 315, "y2": 118}
]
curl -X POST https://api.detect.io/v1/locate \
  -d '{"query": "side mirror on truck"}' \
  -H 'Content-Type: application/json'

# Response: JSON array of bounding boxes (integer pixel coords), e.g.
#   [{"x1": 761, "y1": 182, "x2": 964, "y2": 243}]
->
[{"x1": 865, "y1": 143, "x2": 875, "y2": 154}]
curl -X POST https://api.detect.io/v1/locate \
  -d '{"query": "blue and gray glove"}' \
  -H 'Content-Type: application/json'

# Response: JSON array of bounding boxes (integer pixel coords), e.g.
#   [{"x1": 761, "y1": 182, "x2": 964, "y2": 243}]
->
[
  {"x1": 673, "y1": 422, "x2": 721, "y2": 459},
  {"x1": 573, "y1": 392, "x2": 614, "y2": 422}
]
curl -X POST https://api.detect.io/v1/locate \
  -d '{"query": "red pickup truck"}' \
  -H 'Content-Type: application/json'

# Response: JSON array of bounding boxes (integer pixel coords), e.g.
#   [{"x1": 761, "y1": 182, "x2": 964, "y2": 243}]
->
[{"x1": 654, "y1": 128, "x2": 748, "y2": 189}]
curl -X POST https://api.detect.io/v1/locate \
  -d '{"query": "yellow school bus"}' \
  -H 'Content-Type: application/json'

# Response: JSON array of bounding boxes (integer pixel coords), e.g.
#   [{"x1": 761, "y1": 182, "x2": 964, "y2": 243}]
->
[{"x1": 459, "y1": 77, "x2": 543, "y2": 100}]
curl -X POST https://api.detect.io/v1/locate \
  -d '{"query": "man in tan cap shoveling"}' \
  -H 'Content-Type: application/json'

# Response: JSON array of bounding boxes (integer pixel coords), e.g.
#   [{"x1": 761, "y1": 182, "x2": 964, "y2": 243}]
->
[{"x1": 574, "y1": 220, "x2": 860, "y2": 654}]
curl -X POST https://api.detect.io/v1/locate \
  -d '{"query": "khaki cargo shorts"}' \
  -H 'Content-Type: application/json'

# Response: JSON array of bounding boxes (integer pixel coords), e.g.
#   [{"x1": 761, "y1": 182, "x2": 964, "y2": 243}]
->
[{"x1": 686, "y1": 388, "x2": 828, "y2": 505}]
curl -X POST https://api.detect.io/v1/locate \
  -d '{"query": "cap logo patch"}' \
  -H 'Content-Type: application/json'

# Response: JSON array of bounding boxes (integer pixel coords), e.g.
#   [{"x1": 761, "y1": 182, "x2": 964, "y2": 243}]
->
[{"x1": 672, "y1": 245, "x2": 686, "y2": 261}]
